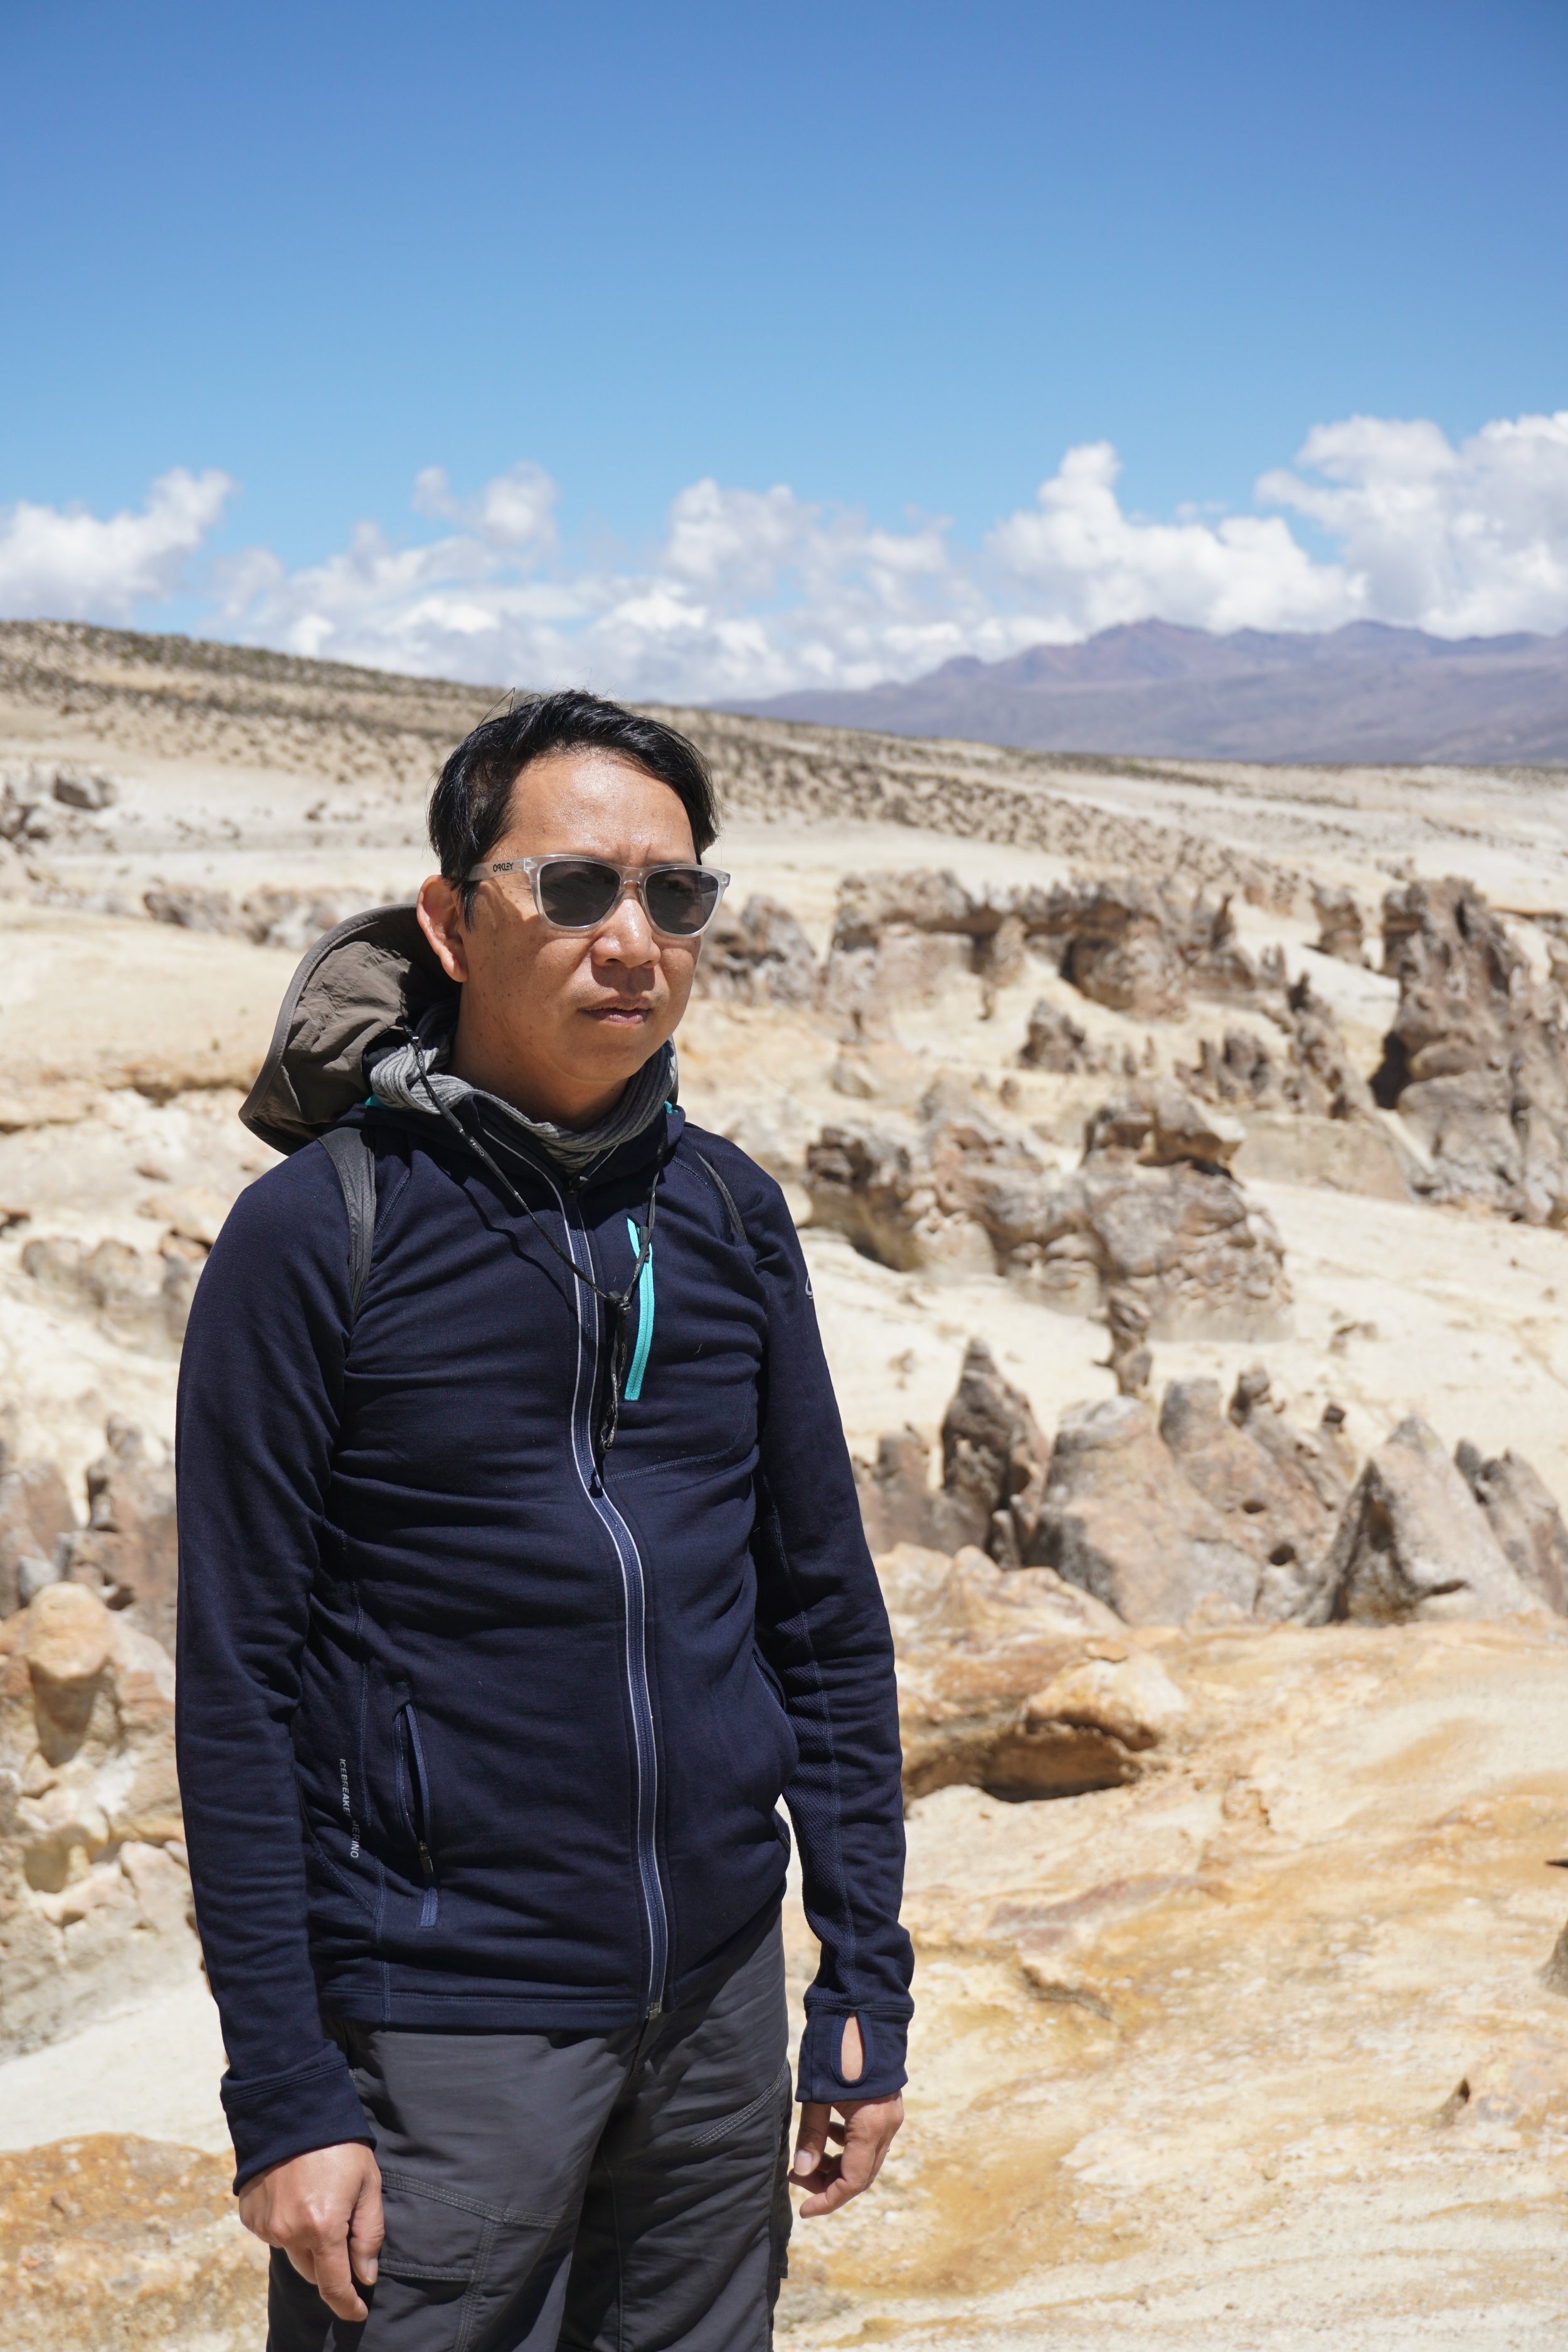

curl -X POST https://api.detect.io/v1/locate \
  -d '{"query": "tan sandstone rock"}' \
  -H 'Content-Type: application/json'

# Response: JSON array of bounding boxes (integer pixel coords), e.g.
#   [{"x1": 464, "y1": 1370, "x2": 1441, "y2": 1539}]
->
[
  {"x1": 883, "y1": 1545, "x2": 1187, "y2": 1801},
  {"x1": 1311, "y1": 1414, "x2": 1535, "y2": 1624},
  {"x1": 1, "y1": 1585, "x2": 196, "y2": 2055},
  {"x1": 0, "y1": 1421, "x2": 75, "y2": 1621},
  {"x1": 1457, "y1": 1441, "x2": 1568, "y2": 1615},
  {"x1": 807, "y1": 1088, "x2": 1291, "y2": 1341},
  {"x1": 0, "y1": 2134, "x2": 265, "y2": 2350},
  {"x1": 1034, "y1": 1396, "x2": 1261, "y2": 1622},
  {"x1": 785, "y1": 1613, "x2": 1568, "y2": 2345},
  {"x1": 690, "y1": 893, "x2": 818, "y2": 1007},
  {"x1": 1374, "y1": 876, "x2": 1568, "y2": 1222},
  {"x1": 56, "y1": 1419, "x2": 179, "y2": 1655}
]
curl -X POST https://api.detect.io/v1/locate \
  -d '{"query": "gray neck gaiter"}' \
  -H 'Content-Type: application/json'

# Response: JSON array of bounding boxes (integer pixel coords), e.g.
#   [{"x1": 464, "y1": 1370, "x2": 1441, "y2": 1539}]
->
[{"x1": 368, "y1": 1007, "x2": 675, "y2": 1176}]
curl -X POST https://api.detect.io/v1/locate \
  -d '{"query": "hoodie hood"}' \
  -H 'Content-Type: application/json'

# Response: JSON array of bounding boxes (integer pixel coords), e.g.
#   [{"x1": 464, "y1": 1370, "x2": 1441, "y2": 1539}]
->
[{"x1": 240, "y1": 904, "x2": 458, "y2": 1154}]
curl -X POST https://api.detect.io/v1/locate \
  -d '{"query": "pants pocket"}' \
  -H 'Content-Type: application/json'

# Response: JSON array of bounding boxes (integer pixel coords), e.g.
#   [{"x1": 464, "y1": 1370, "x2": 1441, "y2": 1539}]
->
[{"x1": 374, "y1": 2171, "x2": 566, "y2": 2352}]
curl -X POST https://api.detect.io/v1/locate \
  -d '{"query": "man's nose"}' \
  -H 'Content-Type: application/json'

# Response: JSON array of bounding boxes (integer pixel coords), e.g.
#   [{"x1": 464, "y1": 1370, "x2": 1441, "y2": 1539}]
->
[{"x1": 591, "y1": 881, "x2": 656, "y2": 963}]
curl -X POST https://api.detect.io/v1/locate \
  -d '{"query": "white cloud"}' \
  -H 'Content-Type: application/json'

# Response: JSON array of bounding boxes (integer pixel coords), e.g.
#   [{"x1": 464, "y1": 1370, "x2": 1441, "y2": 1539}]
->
[
  {"x1": 987, "y1": 441, "x2": 1352, "y2": 635},
  {"x1": 4, "y1": 413, "x2": 1568, "y2": 696},
  {"x1": 0, "y1": 468, "x2": 232, "y2": 622},
  {"x1": 1259, "y1": 412, "x2": 1568, "y2": 636}
]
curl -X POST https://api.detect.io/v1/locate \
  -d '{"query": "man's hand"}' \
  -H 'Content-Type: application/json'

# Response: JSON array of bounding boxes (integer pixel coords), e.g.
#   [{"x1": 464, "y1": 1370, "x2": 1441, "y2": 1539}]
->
[
  {"x1": 791, "y1": 2094, "x2": 903, "y2": 2217},
  {"x1": 237, "y1": 2143, "x2": 384, "y2": 2322}
]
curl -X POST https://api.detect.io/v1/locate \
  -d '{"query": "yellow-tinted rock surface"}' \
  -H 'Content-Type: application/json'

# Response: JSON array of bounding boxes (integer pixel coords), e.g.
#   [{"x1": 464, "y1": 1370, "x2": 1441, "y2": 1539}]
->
[
  {"x1": 0, "y1": 2135, "x2": 265, "y2": 2351},
  {"x1": 779, "y1": 1614, "x2": 1568, "y2": 2345}
]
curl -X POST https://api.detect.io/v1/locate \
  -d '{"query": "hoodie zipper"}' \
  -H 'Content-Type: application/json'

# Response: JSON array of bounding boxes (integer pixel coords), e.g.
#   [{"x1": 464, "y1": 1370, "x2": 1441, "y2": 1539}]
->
[
  {"x1": 547, "y1": 1167, "x2": 670, "y2": 2020},
  {"x1": 398, "y1": 1703, "x2": 440, "y2": 1929}
]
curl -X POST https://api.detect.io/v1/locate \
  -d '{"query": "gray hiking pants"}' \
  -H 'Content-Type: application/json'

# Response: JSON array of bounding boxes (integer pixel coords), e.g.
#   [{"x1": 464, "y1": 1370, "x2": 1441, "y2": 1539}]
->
[{"x1": 267, "y1": 1912, "x2": 792, "y2": 2352}]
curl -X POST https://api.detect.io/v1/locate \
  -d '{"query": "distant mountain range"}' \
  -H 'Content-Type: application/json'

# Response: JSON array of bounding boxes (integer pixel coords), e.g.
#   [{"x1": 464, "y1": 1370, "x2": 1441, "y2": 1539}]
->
[{"x1": 724, "y1": 620, "x2": 1568, "y2": 764}]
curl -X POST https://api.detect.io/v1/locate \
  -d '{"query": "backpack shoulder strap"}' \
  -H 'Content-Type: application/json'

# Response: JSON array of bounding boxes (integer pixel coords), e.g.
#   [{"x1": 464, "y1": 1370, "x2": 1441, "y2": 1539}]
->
[
  {"x1": 320, "y1": 1125, "x2": 378, "y2": 1325},
  {"x1": 695, "y1": 1151, "x2": 746, "y2": 1247}
]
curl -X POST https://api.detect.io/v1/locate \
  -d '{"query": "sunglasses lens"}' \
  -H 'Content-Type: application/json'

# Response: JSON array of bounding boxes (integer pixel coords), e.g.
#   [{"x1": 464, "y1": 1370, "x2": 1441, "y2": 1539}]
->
[
  {"x1": 536, "y1": 859, "x2": 622, "y2": 928},
  {"x1": 645, "y1": 867, "x2": 721, "y2": 936}
]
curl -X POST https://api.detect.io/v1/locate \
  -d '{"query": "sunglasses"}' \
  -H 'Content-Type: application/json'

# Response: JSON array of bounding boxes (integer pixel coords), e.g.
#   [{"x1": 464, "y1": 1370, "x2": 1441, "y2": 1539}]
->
[{"x1": 466, "y1": 854, "x2": 731, "y2": 939}]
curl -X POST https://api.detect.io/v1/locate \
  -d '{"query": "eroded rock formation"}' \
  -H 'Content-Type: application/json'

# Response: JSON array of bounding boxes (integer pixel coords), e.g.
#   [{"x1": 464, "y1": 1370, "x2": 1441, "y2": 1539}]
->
[
  {"x1": 878, "y1": 1542, "x2": 1188, "y2": 1799},
  {"x1": 20, "y1": 1233, "x2": 200, "y2": 1350},
  {"x1": 690, "y1": 893, "x2": 818, "y2": 1007},
  {"x1": 144, "y1": 882, "x2": 369, "y2": 951},
  {"x1": 854, "y1": 1339, "x2": 1049, "y2": 1562},
  {"x1": 1311, "y1": 881, "x2": 1369, "y2": 965},
  {"x1": 1017, "y1": 1001, "x2": 1121, "y2": 1074},
  {"x1": 0, "y1": 1582, "x2": 197, "y2": 2055},
  {"x1": 808, "y1": 1085, "x2": 1291, "y2": 1339},
  {"x1": 1457, "y1": 1442, "x2": 1568, "y2": 1614},
  {"x1": 0, "y1": 1415, "x2": 74, "y2": 1620},
  {"x1": 819, "y1": 866, "x2": 1284, "y2": 1039},
  {"x1": 1032, "y1": 1396, "x2": 1261, "y2": 1622},
  {"x1": 856, "y1": 1346, "x2": 1560, "y2": 1633},
  {"x1": 1308, "y1": 1417, "x2": 1535, "y2": 1624},
  {"x1": 1180, "y1": 978, "x2": 1376, "y2": 1125},
  {"x1": 55, "y1": 1419, "x2": 179, "y2": 1655},
  {"x1": 1373, "y1": 877, "x2": 1568, "y2": 1221}
]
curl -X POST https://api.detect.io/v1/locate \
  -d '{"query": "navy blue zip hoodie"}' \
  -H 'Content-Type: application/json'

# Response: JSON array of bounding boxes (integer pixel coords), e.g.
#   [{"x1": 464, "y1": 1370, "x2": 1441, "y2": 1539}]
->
[{"x1": 176, "y1": 1084, "x2": 913, "y2": 2188}]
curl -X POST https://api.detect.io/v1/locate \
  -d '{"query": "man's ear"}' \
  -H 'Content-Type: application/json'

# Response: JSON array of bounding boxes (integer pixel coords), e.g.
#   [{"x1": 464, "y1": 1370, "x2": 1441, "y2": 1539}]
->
[{"x1": 417, "y1": 875, "x2": 471, "y2": 984}]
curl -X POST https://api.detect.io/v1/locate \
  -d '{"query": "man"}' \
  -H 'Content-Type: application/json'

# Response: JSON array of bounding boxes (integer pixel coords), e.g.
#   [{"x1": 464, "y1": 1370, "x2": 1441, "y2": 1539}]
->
[{"x1": 175, "y1": 689, "x2": 913, "y2": 2352}]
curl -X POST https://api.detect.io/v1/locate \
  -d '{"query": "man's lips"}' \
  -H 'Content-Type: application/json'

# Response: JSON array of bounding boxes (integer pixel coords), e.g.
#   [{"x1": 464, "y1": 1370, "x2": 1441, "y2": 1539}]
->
[{"x1": 584, "y1": 1002, "x2": 652, "y2": 1025}]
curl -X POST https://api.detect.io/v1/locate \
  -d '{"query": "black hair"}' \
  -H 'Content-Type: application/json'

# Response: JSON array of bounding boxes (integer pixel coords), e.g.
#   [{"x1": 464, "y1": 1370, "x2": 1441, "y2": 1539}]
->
[{"x1": 428, "y1": 688, "x2": 720, "y2": 920}]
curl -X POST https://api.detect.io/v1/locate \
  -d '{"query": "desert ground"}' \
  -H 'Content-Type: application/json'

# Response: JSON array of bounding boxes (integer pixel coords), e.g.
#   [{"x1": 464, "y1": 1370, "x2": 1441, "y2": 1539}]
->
[{"x1": 4, "y1": 620, "x2": 1568, "y2": 2347}]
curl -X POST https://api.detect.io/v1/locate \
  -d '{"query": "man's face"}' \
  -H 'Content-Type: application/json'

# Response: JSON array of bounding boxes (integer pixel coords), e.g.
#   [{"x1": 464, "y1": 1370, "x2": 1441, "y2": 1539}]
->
[{"x1": 417, "y1": 750, "x2": 702, "y2": 1114}]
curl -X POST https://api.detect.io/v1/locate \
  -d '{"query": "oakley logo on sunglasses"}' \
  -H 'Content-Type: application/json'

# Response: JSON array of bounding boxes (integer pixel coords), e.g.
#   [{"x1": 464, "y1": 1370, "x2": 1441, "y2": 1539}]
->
[{"x1": 465, "y1": 856, "x2": 731, "y2": 938}]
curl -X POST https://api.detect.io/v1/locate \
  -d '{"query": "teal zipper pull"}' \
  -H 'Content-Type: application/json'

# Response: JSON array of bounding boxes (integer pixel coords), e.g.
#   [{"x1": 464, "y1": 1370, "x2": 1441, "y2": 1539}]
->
[{"x1": 624, "y1": 1217, "x2": 655, "y2": 1402}]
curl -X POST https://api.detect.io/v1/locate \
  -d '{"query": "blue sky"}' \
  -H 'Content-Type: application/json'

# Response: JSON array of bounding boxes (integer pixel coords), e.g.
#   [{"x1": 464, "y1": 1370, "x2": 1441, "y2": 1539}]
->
[{"x1": 1, "y1": 0, "x2": 1565, "y2": 697}]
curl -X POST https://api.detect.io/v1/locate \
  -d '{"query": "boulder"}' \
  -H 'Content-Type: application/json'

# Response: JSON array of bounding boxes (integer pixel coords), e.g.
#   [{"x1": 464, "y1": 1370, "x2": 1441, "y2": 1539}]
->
[
  {"x1": 0, "y1": 2136, "x2": 265, "y2": 2351},
  {"x1": 1373, "y1": 877, "x2": 1568, "y2": 1221},
  {"x1": 58, "y1": 1418, "x2": 179, "y2": 1654},
  {"x1": 1311, "y1": 1417, "x2": 1534, "y2": 1624},
  {"x1": 884, "y1": 1544, "x2": 1190, "y2": 1800},
  {"x1": 1018, "y1": 1001, "x2": 1114, "y2": 1074},
  {"x1": 1180, "y1": 982, "x2": 1378, "y2": 1128},
  {"x1": 855, "y1": 1339, "x2": 1051, "y2": 1564},
  {"x1": 1158, "y1": 1377, "x2": 1332, "y2": 1616},
  {"x1": 1050, "y1": 879, "x2": 1189, "y2": 1018},
  {"x1": 21, "y1": 1233, "x2": 195, "y2": 1351},
  {"x1": 937, "y1": 1338, "x2": 1050, "y2": 1563},
  {"x1": 50, "y1": 768, "x2": 119, "y2": 812},
  {"x1": 1034, "y1": 1396, "x2": 1261, "y2": 1623},
  {"x1": 1229, "y1": 1363, "x2": 1357, "y2": 1515},
  {"x1": 691, "y1": 893, "x2": 818, "y2": 1007},
  {"x1": 1311, "y1": 882, "x2": 1369, "y2": 965},
  {"x1": 0, "y1": 1418, "x2": 75, "y2": 1620},
  {"x1": 1455, "y1": 1443, "x2": 1568, "y2": 1614},
  {"x1": 0, "y1": 1582, "x2": 195, "y2": 2055}
]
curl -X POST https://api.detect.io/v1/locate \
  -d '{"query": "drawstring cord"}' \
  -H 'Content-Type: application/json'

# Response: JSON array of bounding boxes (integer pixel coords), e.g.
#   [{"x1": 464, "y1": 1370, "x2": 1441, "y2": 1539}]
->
[{"x1": 413, "y1": 1070, "x2": 659, "y2": 1460}]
